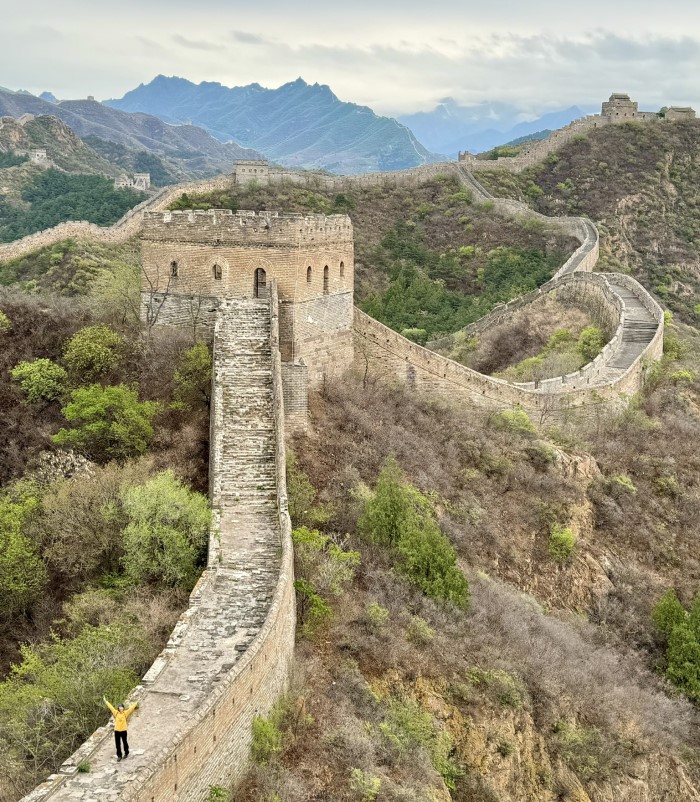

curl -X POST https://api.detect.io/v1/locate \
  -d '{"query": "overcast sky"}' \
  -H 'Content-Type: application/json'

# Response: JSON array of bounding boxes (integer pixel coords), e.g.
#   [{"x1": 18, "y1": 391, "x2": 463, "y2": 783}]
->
[{"x1": 3, "y1": 0, "x2": 700, "y2": 116}]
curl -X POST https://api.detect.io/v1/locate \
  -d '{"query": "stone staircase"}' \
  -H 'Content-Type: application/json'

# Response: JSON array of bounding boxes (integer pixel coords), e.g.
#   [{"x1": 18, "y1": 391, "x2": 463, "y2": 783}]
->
[
  {"x1": 599, "y1": 278, "x2": 660, "y2": 377},
  {"x1": 29, "y1": 298, "x2": 284, "y2": 802},
  {"x1": 214, "y1": 298, "x2": 280, "y2": 599}
]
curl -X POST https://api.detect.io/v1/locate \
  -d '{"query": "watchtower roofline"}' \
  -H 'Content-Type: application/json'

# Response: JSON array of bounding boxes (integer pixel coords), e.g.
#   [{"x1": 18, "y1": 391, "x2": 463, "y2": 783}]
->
[{"x1": 141, "y1": 208, "x2": 353, "y2": 247}]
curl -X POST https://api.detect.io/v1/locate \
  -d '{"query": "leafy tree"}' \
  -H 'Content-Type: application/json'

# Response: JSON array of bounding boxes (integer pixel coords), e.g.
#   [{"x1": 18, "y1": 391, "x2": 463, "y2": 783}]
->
[
  {"x1": 120, "y1": 470, "x2": 211, "y2": 588},
  {"x1": 359, "y1": 458, "x2": 469, "y2": 607},
  {"x1": 172, "y1": 343, "x2": 212, "y2": 410},
  {"x1": 577, "y1": 325, "x2": 605, "y2": 361},
  {"x1": 63, "y1": 325, "x2": 123, "y2": 382},
  {"x1": 11, "y1": 358, "x2": 67, "y2": 404},
  {"x1": 53, "y1": 384, "x2": 159, "y2": 460},
  {"x1": 90, "y1": 259, "x2": 141, "y2": 325},
  {"x1": 0, "y1": 488, "x2": 46, "y2": 620},
  {"x1": 652, "y1": 590, "x2": 700, "y2": 702}
]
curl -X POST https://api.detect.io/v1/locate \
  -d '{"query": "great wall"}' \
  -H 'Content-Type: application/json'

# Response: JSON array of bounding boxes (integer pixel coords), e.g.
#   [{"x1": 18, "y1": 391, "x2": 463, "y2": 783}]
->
[{"x1": 9, "y1": 94, "x2": 671, "y2": 800}]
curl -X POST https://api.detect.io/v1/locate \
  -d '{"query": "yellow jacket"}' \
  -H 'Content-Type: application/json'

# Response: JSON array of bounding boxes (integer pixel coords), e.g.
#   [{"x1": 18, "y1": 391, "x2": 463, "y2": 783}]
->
[{"x1": 105, "y1": 699, "x2": 137, "y2": 732}]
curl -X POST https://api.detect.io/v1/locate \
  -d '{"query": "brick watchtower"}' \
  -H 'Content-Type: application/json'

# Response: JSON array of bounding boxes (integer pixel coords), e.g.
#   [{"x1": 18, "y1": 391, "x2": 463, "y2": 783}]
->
[{"x1": 140, "y1": 208, "x2": 354, "y2": 389}]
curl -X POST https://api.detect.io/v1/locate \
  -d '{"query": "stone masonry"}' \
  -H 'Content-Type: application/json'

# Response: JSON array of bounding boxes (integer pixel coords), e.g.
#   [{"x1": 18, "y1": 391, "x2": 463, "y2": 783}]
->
[
  {"x1": 21, "y1": 284, "x2": 296, "y2": 802},
  {"x1": 459, "y1": 92, "x2": 696, "y2": 173}
]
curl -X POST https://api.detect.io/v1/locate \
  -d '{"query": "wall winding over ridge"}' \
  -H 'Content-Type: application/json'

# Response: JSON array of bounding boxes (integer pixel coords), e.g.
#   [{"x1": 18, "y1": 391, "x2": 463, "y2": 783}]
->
[
  {"x1": 352, "y1": 165, "x2": 664, "y2": 421},
  {"x1": 16, "y1": 148, "x2": 664, "y2": 799}
]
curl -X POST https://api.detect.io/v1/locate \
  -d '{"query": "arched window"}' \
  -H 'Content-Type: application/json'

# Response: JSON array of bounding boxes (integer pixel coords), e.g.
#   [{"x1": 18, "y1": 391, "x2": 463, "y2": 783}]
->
[
  {"x1": 254, "y1": 267, "x2": 267, "y2": 298},
  {"x1": 170, "y1": 261, "x2": 178, "y2": 277},
  {"x1": 339, "y1": 261, "x2": 345, "y2": 279},
  {"x1": 323, "y1": 265, "x2": 329, "y2": 294},
  {"x1": 306, "y1": 266, "x2": 312, "y2": 283},
  {"x1": 213, "y1": 264, "x2": 222, "y2": 280}
]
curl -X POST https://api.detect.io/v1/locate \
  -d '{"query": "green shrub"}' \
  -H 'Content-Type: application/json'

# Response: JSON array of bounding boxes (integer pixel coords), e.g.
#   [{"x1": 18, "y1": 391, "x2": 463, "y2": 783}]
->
[
  {"x1": 121, "y1": 470, "x2": 211, "y2": 588},
  {"x1": 294, "y1": 578, "x2": 332, "y2": 635},
  {"x1": 493, "y1": 409, "x2": 536, "y2": 435},
  {"x1": 286, "y1": 450, "x2": 332, "y2": 527},
  {"x1": 53, "y1": 384, "x2": 158, "y2": 460},
  {"x1": 11, "y1": 358, "x2": 67, "y2": 404},
  {"x1": 172, "y1": 343, "x2": 212, "y2": 410},
  {"x1": 63, "y1": 325, "x2": 124, "y2": 382},
  {"x1": 77, "y1": 761, "x2": 91, "y2": 773},
  {"x1": 367, "y1": 601, "x2": 390, "y2": 630},
  {"x1": 359, "y1": 458, "x2": 469, "y2": 607},
  {"x1": 548, "y1": 523, "x2": 576, "y2": 561},
  {"x1": 0, "y1": 309, "x2": 10, "y2": 333},
  {"x1": 0, "y1": 487, "x2": 47, "y2": 619},
  {"x1": 663, "y1": 333, "x2": 685, "y2": 360},
  {"x1": 292, "y1": 526, "x2": 359, "y2": 636},
  {"x1": 467, "y1": 667, "x2": 525, "y2": 708},
  {"x1": 379, "y1": 695, "x2": 462, "y2": 789},
  {"x1": 576, "y1": 325, "x2": 605, "y2": 361},
  {"x1": 407, "y1": 616, "x2": 435, "y2": 645},
  {"x1": 497, "y1": 739, "x2": 514, "y2": 757},
  {"x1": 207, "y1": 786, "x2": 229, "y2": 802},
  {"x1": 251, "y1": 714, "x2": 283, "y2": 764},
  {"x1": 671, "y1": 369, "x2": 695, "y2": 383},
  {"x1": 652, "y1": 589, "x2": 687, "y2": 638},
  {"x1": 401, "y1": 327, "x2": 428, "y2": 345},
  {"x1": 551, "y1": 721, "x2": 614, "y2": 781},
  {"x1": 652, "y1": 590, "x2": 700, "y2": 702},
  {"x1": 349, "y1": 768, "x2": 381, "y2": 802},
  {"x1": 608, "y1": 473, "x2": 637, "y2": 495}
]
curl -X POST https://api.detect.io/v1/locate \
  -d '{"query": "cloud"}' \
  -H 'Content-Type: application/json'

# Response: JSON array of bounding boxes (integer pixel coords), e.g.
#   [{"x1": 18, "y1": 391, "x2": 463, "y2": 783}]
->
[
  {"x1": 172, "y1": 34, "x2": 225, "y2": 51},
  {"x1": 231, "y1": 31, "x2": 271, "y2": 46}
]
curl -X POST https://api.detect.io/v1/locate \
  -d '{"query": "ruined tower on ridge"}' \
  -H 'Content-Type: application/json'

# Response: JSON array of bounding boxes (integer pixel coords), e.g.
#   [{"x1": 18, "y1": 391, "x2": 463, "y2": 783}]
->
[{"x1": 140, "y1": 208, "x2": 355, "y2": 415}]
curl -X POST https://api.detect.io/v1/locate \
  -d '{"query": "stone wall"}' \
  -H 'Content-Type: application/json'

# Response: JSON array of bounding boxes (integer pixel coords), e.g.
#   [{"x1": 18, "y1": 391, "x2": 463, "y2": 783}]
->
[{"x1": 21, "y1": 285, "x2": 296, "y2": 802}]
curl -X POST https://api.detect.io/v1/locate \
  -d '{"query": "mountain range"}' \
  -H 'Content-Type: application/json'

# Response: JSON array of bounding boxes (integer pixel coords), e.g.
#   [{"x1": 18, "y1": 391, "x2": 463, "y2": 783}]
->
[
  {"x1": 107, "y1": 76, "x2": 438, "y2": 174},
  {"x1": 0, "y1": 88, "x2": 259, "y2": 182},
  {"x1": 398, "y1": 98, "x2": 593, "y2": 156}
]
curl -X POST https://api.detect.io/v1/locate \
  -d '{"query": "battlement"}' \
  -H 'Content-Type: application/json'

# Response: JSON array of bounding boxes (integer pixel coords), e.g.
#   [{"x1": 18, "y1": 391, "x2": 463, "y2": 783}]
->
[{"x1": 141, "y1": 208, "x2": 353, "y2": 244}]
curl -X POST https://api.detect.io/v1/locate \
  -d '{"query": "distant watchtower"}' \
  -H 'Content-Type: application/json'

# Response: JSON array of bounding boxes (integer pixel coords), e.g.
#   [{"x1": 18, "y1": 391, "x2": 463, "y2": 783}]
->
[
  {"x1": 233, "y1": 160, "x2": 270, "y2": 186},
  {"x1": 140, "y1": 209, "x2": 354, "y2": 389}
]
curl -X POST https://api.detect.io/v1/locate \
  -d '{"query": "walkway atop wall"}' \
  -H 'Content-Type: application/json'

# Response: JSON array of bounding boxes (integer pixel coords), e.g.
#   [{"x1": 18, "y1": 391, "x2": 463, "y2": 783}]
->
[
  {"x1": 601, "y1": 276, "x2": 660, "y2": 377},
  {"x1": 23, "y1": 299, "x2": 285, "y2": 802}
]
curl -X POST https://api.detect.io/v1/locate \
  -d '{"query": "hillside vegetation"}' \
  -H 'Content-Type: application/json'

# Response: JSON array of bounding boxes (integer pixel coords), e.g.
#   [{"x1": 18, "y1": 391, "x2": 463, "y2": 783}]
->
[
  {"x1": 0, "y1": 169, "x2": 146, "y2": 242},
  {"x1": 230, "y1": 317, "x2": 700, "y2": 800},
  {"x1": 170, "y1": 176, "x2": 577, "y2": 338},
  {"x1": 0, "y1": 287, "x2": 212, "y2": 800},
  {"x1": 476, "y1": 119, "x2": 700, "y2": 321}
]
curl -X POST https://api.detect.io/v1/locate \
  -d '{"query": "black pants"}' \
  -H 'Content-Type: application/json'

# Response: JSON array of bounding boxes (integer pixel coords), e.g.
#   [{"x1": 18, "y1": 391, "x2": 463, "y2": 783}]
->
[{"x1": 115, "y1": 730, "x2": 129, "y2": 758}]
